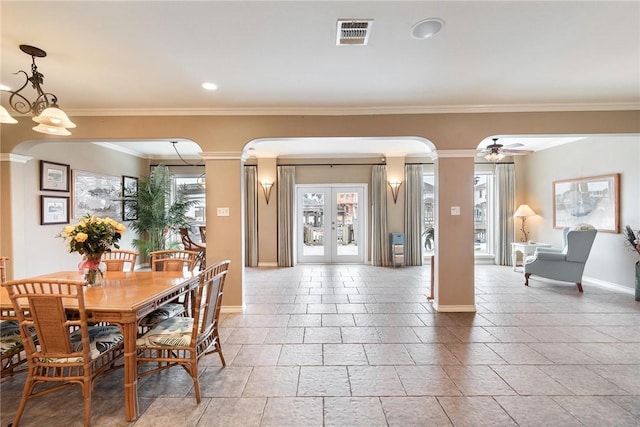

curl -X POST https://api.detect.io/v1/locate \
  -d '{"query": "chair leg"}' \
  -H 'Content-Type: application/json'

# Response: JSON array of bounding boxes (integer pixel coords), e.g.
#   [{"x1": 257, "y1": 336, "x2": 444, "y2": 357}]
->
[
  {"x1": 83, "y1": 381, "x2": 92, "y2": 427},
  {"x1": 524, "y1": 273, "x2": 531, "y2": 286},
  {"x1": 576, "y1": 282, "x2": 584, "y2": 293}
]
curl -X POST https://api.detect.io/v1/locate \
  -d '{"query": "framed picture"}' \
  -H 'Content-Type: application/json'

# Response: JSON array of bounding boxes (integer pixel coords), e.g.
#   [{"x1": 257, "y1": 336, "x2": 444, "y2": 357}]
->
[
  {"x1": 40, "y1": 160, "x2": 70, "y2": 192},
  {"x1": 73, "y1": 170, "x2": 122, "y2": 219},
  {"x1": 41, "y1": 195, "x2": 69, "y2": 225},
  {"x1": 553, "y1": 174, "x2": 619, "y2": 233},
  {"x1": 122, "y1": 175, "x2": 138, "y2": 221}
]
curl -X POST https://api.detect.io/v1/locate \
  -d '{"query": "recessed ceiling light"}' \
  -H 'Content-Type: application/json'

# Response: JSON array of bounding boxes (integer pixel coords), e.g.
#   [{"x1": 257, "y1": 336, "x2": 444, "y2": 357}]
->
[
  {"x1": 202, "y1": 82, "x2": 218, "y2": 91},
  {"x1": 411, "y1": 18, "x2": 445, "y2": 40}
]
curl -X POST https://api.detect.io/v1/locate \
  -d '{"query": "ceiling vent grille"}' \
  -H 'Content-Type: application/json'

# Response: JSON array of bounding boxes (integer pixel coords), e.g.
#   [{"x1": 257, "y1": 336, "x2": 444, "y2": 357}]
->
[{"x1": 336, "y1": 19, "x2": 373, "y2": 45}]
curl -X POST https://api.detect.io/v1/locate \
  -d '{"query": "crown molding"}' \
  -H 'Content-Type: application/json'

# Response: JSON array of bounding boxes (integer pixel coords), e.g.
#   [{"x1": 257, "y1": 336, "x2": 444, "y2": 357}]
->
[
  {"x1": 0, "y1": 153, "x2": 32, "y2": 163},
  {"x1": 65, "y1": 103, "x2": 640, "y2": 117},
  {"x1": 201, "y1": 152, "x2": 244, "y2": 160}
]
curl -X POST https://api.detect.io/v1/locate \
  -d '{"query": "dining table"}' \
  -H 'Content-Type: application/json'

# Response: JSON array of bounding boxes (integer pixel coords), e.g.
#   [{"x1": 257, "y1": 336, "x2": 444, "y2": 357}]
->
[{"x1": 0, "y1": 269, "x2": 200, "y2": 422}]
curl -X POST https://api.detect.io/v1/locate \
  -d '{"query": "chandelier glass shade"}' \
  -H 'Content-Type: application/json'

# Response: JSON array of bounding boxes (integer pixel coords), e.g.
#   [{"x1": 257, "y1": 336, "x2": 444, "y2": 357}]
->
[
  {"x1": 484, "y1": 151, "x2": 505, "y2": 162},
  {"x1": 1, "y1": 45, "x2": 76, "y2": 135}
]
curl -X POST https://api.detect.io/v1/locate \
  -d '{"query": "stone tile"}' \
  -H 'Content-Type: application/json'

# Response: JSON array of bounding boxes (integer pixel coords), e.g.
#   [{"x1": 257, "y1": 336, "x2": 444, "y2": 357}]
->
[
  {"x1": 486, "y1": 343, "x2": 553, "y2": 364},
  {"x1": 404, "y1": 343, "x2": 461, "y2": 365},
  {"x1": 298, "y1": 366, "x2": 351, "y2": 396},
  {"x1": 263, "y1": 327, "x2": 305, "y2": 344},
  {"x1": 363, "y1": 343, "x2": 415, "y2": 365},
  {"x1": 494, "y1": 396, "x2": 582, "y2": 427},
  {"x1": 231, "y1": 344, "x2": 282, "y2": 366},
  {"x1": 445, "y1": 343, "x2": 507, "y2": 365},
  {"x1": 242, "y1": 366, "x2": 299, "y2": 397},
  {"x1": 261, "y1": 397, "x2": 324, "y2": 427},
  {"x1": 336, "y1": 303, "x2": 368, "y2": 313},
  {"x1": 198, "y1": 366, "x2": 253, "y2": 397},
  {"x1": 527, "y1": 342, "x2": 601, "y2": 364},
  {"x1": 438, "y1": 396, "x2": 517, "y2": 426},
  {"x1": 376, "y1": 326, "x2": 421, "y2": 343},
  {"x1": 198, "y1": 397, "x2": 266, "y2": 427},
  {"x1": 324, "y1": 397, "x2": 387, "y2": 427},
  {"x1": 395, "y1": 365, "x2": 461, "y2": 396},
  {"x1": 540, "y1": 365, "x2": 630, "y2": 395},
  {"x1": 608, "y1": 396, "x2": 640, "y2": 418},
  {"x1": 491, "y1": 365, "x2": 572, "y2": 395},
  {"x1": 348, "y1": 366, "x2": 406, "y2": 396},
  {"x1": 224, "y1": 327, "x2": 269, "y2": 344},
  {"x1": 303, "y1": 326, "x2": 342, "y2": 343},
  {"x1": 307, "y1": 303, "x2": 337, "y2": 314},
  {"x1": 381, "y1": 396, "x2": 453, "y2": 427},
  {"x1": 447, "y1": 326, "x2": 499, "y2": 343},
  {"x1": 442, "y1": 365, "x2": 517, "y2": 396},
  {"x1": 341, "y1": 326, "x2": 381, "y2": 343},
  {"x1": 586, "y1": 365, "x2": 640, "y2": 394},
  {"x1": 323, "y1": 343, "x2": 368, "y2": 365},
  {"x1": 552, "y1": 396, "x2": 639, "y2": 426},
  {"x1": 481, "y1": 326, "x2": 539, "y2": 342},
  {"x1": 412, "y1": 326, "x2": 463, "y2": 343},
  {"x1": 321, "y1": 313, "x2": 356, "y2": 327},
  {"x1": 277, "y1": 344, "x2": 323, "y2": 366},
  {"x1": 288, "y1": 314, "x2": 322, "y2": 327}
]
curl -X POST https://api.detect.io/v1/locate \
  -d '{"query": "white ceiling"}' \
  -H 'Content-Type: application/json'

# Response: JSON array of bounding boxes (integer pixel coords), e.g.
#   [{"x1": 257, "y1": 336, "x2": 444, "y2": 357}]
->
[{"x1": 1, "y1": 1, "x2": 638, "y2": 159}]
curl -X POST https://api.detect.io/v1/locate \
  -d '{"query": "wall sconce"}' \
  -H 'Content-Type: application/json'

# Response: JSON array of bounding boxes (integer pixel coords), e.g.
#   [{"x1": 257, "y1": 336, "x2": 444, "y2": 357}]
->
[
  {"x1": 260, "y1": 180, "x2": 274, "y2": 204},
  {"x1": 388, "y1": 181, "x2": 402, "y2": 204},
  {"x1": 514, "y1": 204, "x2": 536, "y2": 242}
]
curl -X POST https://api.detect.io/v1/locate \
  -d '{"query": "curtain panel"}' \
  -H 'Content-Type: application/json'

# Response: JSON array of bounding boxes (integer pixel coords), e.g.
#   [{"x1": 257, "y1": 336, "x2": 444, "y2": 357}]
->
[
  {"x1": 277, "y1": 166, "x2": 295, "y2": 267},
  {"x1": 371, "y1": 165, "x2": 389, "y2": 266},
  {"x1": 404, "y1": 164, "x2": 424, "y2": 266},
  {"x1": 244, "y1": 165, "x2": 258, "y2": 267},
  {"x1": 494, "y1": 163, "x2": 515, "y2": 265}
]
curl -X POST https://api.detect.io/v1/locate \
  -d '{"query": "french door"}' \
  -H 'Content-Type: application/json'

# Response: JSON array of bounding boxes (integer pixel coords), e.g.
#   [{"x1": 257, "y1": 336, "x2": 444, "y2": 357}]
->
[{"x1": 296, "y1": 185, "x2": 365, "y2": 263}]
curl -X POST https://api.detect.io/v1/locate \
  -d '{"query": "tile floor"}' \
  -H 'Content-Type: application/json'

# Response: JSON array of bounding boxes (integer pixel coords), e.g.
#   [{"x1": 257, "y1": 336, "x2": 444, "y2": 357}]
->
[{"x1": 1, "y1": 264, "x2": 639, "y2": 426}]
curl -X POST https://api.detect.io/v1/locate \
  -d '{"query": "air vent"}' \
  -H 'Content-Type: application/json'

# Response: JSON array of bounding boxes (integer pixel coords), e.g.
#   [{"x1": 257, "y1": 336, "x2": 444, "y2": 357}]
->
[{"x1": 336, "y1": 19, "x2": 373, "y2": 45}]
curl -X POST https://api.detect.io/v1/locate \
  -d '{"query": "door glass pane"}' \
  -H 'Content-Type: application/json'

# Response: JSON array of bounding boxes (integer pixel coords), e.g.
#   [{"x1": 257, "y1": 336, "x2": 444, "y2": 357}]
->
[
  {"x1": 335, "y1": 192, "x2": 358, "y2": 256},
  {"x1": 302, "y1": 192, "x2": 325, "y2": 256},
  {"x1": 474, "y1": 174, "x2": 489, "y2": 253}
]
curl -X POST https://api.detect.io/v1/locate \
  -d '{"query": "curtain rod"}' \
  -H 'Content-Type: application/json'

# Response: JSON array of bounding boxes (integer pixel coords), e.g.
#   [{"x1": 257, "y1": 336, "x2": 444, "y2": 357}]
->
[{"x1": 275, "y1": 162, "x2": 386, "y2": 167}]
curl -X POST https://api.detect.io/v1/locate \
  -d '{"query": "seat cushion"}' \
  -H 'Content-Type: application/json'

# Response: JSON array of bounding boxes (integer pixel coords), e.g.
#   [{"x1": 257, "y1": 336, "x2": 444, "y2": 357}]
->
[
  {"x1": 47, "y1": 324, "x2": 123, "y2": 363},
  {"x1": 0, "y1": 320, "x2": 23, "y2": 356},
  {"x1": 137, "y1": 317, "x2": 194, "y2": 348},
  {"x1": 139, "y1": 303, "x2": 186, "y2": 329}
]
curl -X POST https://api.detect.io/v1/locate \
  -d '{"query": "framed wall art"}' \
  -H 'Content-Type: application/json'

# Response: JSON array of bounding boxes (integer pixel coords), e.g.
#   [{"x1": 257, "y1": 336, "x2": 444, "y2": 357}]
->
[
  {"x1": 122, "y1": 175, "x2": 138, "y2": 221},
  {"x1": 553, "y1": 174, "x2": 619, "y2": 233},
  {"x1": 73, "y1": 170, "x2": 122, "y2": 219},
  {"x1": 40, "y1": 160, "x2": 70, "y2": 192},
  {"x1": 41, "y1": 195, "x2": 70, "y2": 225}
]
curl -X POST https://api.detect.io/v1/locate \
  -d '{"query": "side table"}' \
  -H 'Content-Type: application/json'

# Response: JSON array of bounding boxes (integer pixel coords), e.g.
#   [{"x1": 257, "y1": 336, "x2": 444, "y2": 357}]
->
[{"x1": 511, "y1": 242, "x2": 552, "y2": 272}]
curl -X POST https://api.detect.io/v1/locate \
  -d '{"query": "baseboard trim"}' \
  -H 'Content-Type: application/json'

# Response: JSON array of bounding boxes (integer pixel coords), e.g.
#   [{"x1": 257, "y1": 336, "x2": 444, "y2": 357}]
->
[
  {"x1": 220, "y1": 306, "x2": 243, "y2": 313},
  {"x1": 583, "y1": 276, "x2": 635, "y2": 295},
  {"x1": 431, "y1": 303, "x2": 476, "y2": 313},
  {"x1": 258, "y1": 262, "x2": 278, "y2": 268}
]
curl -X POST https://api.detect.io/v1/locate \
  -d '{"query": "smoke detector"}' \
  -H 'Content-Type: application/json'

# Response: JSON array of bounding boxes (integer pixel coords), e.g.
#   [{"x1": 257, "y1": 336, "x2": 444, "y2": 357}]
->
[{"x1": 336, "y1": 19, "x2": 373, "y2": 45}]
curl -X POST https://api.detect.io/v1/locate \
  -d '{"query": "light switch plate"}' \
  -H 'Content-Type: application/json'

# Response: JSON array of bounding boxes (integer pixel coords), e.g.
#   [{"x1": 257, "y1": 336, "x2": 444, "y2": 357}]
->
[
  {"x1": 217, "y1": 207, "x2": 230, "y2": 216},
  {"x1": 451, "y1": 206, "x2": 460, "y2": 216}
]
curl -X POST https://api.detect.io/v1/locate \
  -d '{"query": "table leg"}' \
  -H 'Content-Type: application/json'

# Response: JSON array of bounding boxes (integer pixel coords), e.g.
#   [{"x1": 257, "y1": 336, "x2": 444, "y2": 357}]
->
[
  {"x1": 122, "y1": 321, "x2": 139, "y2": 421},
  {"x1": 512, "y1": 249, "x2": 517, "y2": 271}
]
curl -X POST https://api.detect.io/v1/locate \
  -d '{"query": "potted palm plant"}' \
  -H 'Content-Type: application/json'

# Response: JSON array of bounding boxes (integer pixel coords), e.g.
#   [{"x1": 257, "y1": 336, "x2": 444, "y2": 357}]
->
[{"x1": 123, "y1": 165, "x2": 198, "y2": 258}]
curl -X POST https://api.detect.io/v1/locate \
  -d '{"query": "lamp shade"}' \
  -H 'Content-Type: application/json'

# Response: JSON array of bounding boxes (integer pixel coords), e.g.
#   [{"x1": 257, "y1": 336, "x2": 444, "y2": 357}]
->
[
  {"x1": 0, "y1": 105, "x2": 18, "y2": 124},
  {"x1": 32, "y1": 123, "x2": 72, "y2": 136},
  {"x1": 514, "y1": 204, "x2": 536, "y2": 217},
  {"x1": 32, "y1": 107, "x2": 76, "y2": 129}
]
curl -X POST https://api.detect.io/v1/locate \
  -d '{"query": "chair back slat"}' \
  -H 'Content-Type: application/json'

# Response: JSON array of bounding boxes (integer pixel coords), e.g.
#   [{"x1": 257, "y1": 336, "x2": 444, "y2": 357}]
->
[
  {"x1": 29, "y1": 296, "x2": 74, "y2": 354},
  {"x1": 192, "y1": 260, "x2": 230, "y2": 340},
  {"x1": 0, "y1": 256, "x2": 8, "y2": 283},
  {"x1": 102, "y1": 250, "x2": 138, "y2": 272}
]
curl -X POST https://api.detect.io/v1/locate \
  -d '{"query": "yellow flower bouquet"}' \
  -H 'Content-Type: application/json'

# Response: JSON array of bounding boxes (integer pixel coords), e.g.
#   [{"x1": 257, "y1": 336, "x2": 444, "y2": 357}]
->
[{"x1": 60, "y1": 214, "x2": 126, "y2": 285}]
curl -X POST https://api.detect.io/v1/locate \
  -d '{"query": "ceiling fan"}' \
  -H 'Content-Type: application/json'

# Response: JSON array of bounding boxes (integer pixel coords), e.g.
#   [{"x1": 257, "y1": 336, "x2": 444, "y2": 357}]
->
[{"x1": 479, "y1": 138, "x2": 533, "y2": 161}]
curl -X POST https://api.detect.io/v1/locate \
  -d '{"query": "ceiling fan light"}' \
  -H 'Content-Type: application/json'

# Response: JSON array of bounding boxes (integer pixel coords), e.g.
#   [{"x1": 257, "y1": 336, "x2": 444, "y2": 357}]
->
[
  {"x1": 484, "y1": 151, "x2": 505, "y2": 162},
  {"x1": 32, "y1": 123, "x2": 72, "y2": 136},
  {"x1": 33, "y1": 107, "x2": 76, "y2": 129},
  {"x1": 0, "y1": 105, "x2": 18, "y2": 124}
]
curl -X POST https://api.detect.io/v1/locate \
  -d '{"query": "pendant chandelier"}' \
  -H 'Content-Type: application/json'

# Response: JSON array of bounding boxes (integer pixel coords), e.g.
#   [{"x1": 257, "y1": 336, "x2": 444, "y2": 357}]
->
[{"x1": 0, "y1": 45, "x2": 76, "y2": 135}]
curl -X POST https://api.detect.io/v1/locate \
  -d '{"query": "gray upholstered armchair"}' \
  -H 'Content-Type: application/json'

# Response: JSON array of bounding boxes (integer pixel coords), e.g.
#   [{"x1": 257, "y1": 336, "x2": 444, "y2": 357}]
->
[{"x1": 524, "y1": 225, "x2": 597, "y2": 292}]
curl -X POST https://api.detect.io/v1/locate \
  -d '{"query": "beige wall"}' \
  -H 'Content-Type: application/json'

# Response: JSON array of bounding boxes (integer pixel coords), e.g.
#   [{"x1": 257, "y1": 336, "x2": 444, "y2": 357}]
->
[
  {"x1": 521, "y1": 135, "x2": 640, "y2": 290},
  {"x1": 257, "y1": 158, "x2": 277, "y2": 266},
  {"x1": 2, "y1": 110, "x2": 639, "y2": 311}
]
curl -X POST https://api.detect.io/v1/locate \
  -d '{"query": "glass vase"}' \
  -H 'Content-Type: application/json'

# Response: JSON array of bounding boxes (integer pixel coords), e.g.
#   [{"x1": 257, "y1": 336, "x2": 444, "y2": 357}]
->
[{"x1": 80, "y1": 254, "x2": 106, "y2": 286}]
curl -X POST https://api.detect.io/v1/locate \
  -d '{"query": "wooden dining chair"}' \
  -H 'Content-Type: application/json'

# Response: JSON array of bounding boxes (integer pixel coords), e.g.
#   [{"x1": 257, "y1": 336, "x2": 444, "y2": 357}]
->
[
  {"x1": 137, "y1": 260, "x2": 230, "y2": 403},
  {"x1": 199, "y1": 225, "x2": 207, "y2": 243},
  {"x1": 179, "y1": 228, "x2": 206, "y2": 270},
  {"x1": 139, "y1": 250, "x2": 200, "y2": 333},
  {"x1": 1, "y1": 319, "x2": 29, "y2": 378},
  {"x1": 2, "y1": 278, "x2": 125, "y2": 427},
  {"x1": 0, "y1": 255, "x2": 8, "y2": 283},
  {"x1": 102, "y1": 249, "x2": 138, "y2": 272},
  {"x1": 149, "y1": 249, "x2": 198, "y2": 272}
]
